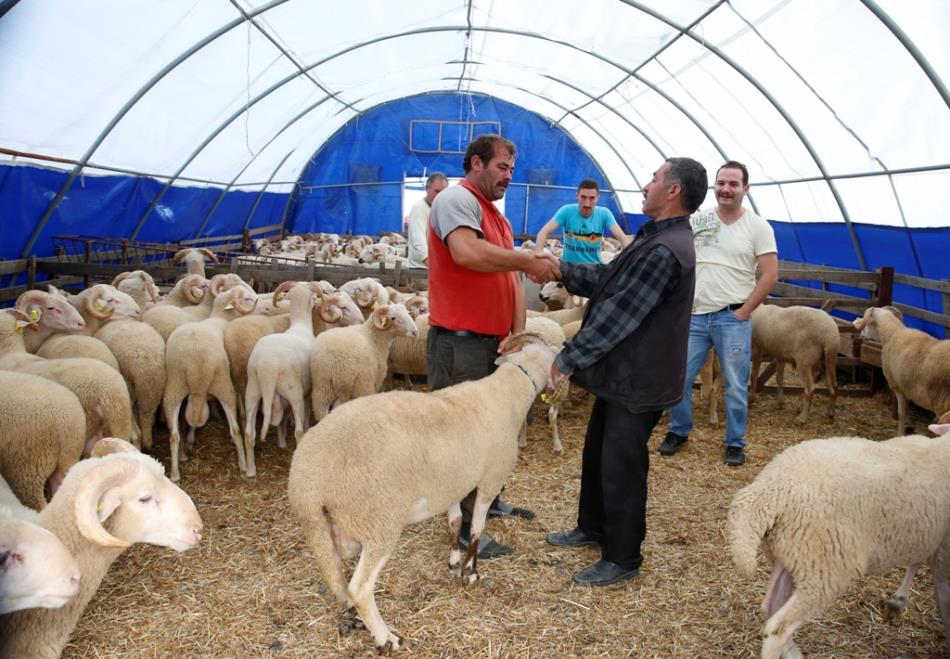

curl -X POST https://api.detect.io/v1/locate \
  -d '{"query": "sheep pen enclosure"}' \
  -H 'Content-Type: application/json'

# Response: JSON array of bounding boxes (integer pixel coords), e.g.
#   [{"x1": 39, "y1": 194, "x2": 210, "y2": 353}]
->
[{"x1": 66, "y1": 383, "x2": 947, "y2": 658}]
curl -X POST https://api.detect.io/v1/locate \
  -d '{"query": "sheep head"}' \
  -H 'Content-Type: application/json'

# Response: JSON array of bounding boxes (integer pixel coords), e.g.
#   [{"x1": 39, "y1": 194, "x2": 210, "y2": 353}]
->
[
  {"x1": 220, "y1": 284, "x2": 258, "y2": 316},
  {"x1": 317, "y1": 291, "x2": 363, "y2": 326},
  {"x1": 16, "y1": 290, "x2": 86, "y2": 332},
  {"x1": 209, "y1": 273, "x2": 245, "y2": 297},
  {"x1": 113, "y1": 270, "x2": 159, "y2": 305},
  {"x1": 82, "y1": 285, "x2": 141, "y2": 321},
  {"x1": 404, "y1": 295, "x2": 429, "y2": 319},
  {"x1": 0, "y1": 514, "x2": 81, "y2": 613},
  {"x1": 370, "y1": 303, "x2": 418, "y2": 338},
  {"x1": 852, "y1": 305, "x2": 904, "y2": 340},
  {"x1": 74, "y1": 450, "x2": 202, "y2": 553}
]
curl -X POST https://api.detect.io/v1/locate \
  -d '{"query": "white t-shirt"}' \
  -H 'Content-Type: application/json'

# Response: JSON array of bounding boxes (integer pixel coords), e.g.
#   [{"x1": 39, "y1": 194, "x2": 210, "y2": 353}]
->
[
  {"x1": 406, "y1": 197, "x2": 432, "y2": 268},
  {"x1": 690, "y1": 207, "x2": 777, "y2": 314}
]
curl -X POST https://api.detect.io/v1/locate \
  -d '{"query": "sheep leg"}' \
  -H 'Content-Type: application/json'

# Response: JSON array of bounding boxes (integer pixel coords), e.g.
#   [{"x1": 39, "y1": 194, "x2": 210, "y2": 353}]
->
[
  {"x1": 164, "y1": 398, "x2": 184, "y2": 482},
  {"x1": 348, "y1": 544, "x2": 401, "y2": 654},
  {"x1": 137, "y1": 407, "x2": 155, "y2": 452},
  {"x1": 761, "y1": 592, "x2": 805, "y2": 659},
  {"x1": 762, "y1": 561, "x2": 794, "y2": 617},
  {"x1": 518, "y1": 420, "x2": 527, "y2": 449},
  {"x1": 461, "y1": 494, "x2": 493, "y2": 586},
  {"x1": 795, "y1": 363, "x2": 813, "y2": 425},
  {"x1": 210, "y1": 374, "x2": 247, "y2": 475},
  {"x1": 287, "y1": 393, "x2": 307, "y2": 444},
  {"x1": 549, "y1": 403, "x2": 563, "y2": 454},
  {"x1": 896, "y1": 392, "x2": 913, "y2": 435},
  {"x1": 243, "y1": 378, "x2": 261, "y2": 479},
  {"x1": 447, "y1": 502, "x2": 463, "y2": 577},
  {"x1": 774, "y1": 362, "x2": 786, "y2": 410},
  {"x1": 823, "y1": 346, "x2": 837, "y2": 420},
  {"x1": 931, "y1": 553, "x2": 950, "y2": 650},
  {"x1": 884, "y1": 563, "x2": 920, "y2": 621}
]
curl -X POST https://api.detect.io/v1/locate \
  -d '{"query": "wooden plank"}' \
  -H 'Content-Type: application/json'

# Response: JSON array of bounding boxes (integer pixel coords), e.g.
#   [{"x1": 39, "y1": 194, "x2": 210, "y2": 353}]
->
[
  {"x1": 894, "y1": 272, "x2": 950, "y2": 294},
  {"x1": 247, "y1": 224, "x2": 283, "y2": 236},
  {"x1": 0, "y1": 259, "x2": 28, "y2": 275},
  {"x1": 777, "y1": 269, "x2": 880, "y2": 285}
]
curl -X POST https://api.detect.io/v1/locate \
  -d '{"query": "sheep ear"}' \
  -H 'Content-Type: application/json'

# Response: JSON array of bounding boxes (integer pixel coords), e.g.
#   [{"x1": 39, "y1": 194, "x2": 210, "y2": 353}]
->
[
  {"x1": 97, "y1": 489, "x2": 123, "y2": 522},
  {"x1": 929, "y1": 423, "x2": 950, "y2": 437},
  {"x1": 372, "y1": 307, "x2": 391, "y2": 329}
]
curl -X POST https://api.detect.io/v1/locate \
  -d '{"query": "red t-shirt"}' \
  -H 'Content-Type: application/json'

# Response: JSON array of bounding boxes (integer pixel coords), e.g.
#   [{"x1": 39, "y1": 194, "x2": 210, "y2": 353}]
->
[{"x1": 427, "y1": 180, "x2": 516, "y2": 337}]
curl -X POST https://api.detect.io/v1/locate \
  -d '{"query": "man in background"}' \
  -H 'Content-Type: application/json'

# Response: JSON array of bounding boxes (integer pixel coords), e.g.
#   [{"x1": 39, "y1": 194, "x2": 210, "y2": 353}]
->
[
  {"x1": 534, "y1": 178, "x2": 630, "y2": 262},
  {"x1": 406, "y1": 172, "x2": 448, "y2": 268},
  {"x1": 659, "y1": 160, "x2": 778, "y2": 467}
]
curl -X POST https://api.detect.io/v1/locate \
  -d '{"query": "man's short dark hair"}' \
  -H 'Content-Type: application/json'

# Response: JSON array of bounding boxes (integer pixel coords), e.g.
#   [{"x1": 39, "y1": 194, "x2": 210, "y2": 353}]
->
[
  {"x1": 665, "y1": 157, "x2": 708, "y2": 214},
  {"x1": 578, "y1": 178, "x2": 599, "y2": 192},
  {"x1": 718, "y1": 160, "x2": 749, "y2": 186},
  {"x1": 425, "y1": 172, "x2": 448, "y2": 190},
  {"x1": 463, "y1": 134, "x2": 516, "y2": 173}
]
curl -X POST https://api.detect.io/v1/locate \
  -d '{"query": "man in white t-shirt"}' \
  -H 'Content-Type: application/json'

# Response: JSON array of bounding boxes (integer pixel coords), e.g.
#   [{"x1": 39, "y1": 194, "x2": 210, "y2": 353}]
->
[
  {"x1": 406, "y1": 172, "x2": 448, "y2": 268},
  {"x1": 659, "y1": 161, "x2": 778, "y2": 466}
]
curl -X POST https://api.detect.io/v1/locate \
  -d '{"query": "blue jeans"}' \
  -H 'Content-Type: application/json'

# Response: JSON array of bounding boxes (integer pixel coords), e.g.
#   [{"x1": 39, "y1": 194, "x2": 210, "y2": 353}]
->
[{"x1": 668, "y1": 310, "x2": 752, "y2": 448}]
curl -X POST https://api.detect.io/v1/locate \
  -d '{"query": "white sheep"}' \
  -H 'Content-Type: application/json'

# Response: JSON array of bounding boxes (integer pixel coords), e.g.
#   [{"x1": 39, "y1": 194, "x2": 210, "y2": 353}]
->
[
  {"x1": 749, "y1": 304, "x2": 839, "y2": 424},
  {"x1": 0, "y1": 474, "x2": 81, "y2": 615},
  {"x1": 14, "y1": 289, "x2": 121, "y2": 372},
  {"x1": 172, "y1": 247, "x2": 218, "y2": 276},
  {"x1": 163, "y1": 284, "x2": 259, "y2": 481},
  {"x1": 0, "y1": 370, "x2": 89, "y2": 510},
  {"x1": 524, "y1": 315, "x2": 569, "y2": 453},
  {"x1": 339, "y1": 277, "x2": 390, "y2": 319},
  {"x1": 243, "y1": 282, "x2": 319, "y2": 477},
  {"x1": 854, "y1": 305, "x2": 950, "y2": 434},
  {"x1": 309, "y1": 303, "x2": 419, "y2": 422},
  {"x1": 142, "y1": 274, "x2": 210, "y2": 341},
  {"x1": 111, "y1": 270, "x2": 159, "y2": 310},
  {"x1": 0, "y1": 309, "x2": 134, "y2": 446},
  {"x1": 538, "y1": 280, "x2": 586, "y2": 311},
  {"x1": 0, "y1": 439, "x2": 203, "y2": 659},
  {"x1": 727, "y1": 425, "x2": 950, "y2": 659},
  {"x1": 288, "y1": 334, "x2": 556, "y2": 653}
]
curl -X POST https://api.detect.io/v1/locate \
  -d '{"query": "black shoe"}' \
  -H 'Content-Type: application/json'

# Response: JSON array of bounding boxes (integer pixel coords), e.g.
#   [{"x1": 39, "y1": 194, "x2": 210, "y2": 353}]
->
[
  {"x1": 458, "y1": 531, "x2": 513, "y2": 559},
  {"x1": 572, "y1": 559, "x2": 639, "y2": 586},
  {"x1": 546, "y1": 527, "x2": 599, "y2": 548},
  {"x1": 724, "y1": 446, "x2": 745, "y2": 466},
  {"x1": 659, "y1": 431, "x2": 688, "y2": 456},
  {"x1": 488, "y1": 499, "x2": 536, "y2": 520}
]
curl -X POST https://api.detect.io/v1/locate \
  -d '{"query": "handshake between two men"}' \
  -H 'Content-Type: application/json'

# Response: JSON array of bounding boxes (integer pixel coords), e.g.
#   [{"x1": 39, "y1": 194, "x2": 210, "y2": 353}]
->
[{"x1": 523, "y1": 250, "x2": 561, "y2": 285}]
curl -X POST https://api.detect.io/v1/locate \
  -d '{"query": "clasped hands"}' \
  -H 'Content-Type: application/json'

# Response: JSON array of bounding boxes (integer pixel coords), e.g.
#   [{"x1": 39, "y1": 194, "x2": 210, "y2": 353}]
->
[{"x1": 524, "y1": 251, "x2": 560, "y2": 284}]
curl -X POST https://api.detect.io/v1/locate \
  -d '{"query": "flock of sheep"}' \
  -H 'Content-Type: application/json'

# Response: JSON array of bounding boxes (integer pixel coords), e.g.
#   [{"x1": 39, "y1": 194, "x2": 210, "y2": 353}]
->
[{"x1": 1, "y1": 232, "x2": 950, "y2": 657}]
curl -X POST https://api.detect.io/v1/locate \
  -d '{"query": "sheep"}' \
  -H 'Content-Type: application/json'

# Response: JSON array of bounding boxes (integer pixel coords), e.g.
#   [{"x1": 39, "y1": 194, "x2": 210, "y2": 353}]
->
[
  {"x1": 172, "y1": 247, "x2": 218, "y2": 276},
  {"x1": 243, "y1": 282, "x2": 319, "y2": 477},
  {"x1": 538, "y1": 280, "x2": 586, "y2": 311},
  {"x1": 523, "y1": 315, "x2": 569, "y2": 453},
  {"x1": 727, "y1": 425, "x2": 950, "y2": 659},
  {"x1": 854, "y1": 305, "x2": 950, "y2": 434},
  {"x1": 309, "y1": 303, "x2": 419, "y2": 423},
  {"x1": 339, "y1": 277, "x2": 390, "y2": 319},
  {"x1": 288, "y1": 333, "x2": 556, "y2": 653},
  {"x1": 525, "y1": 303, "x2": 586, "y2": 326},
  {"x1": 749, "y1": 304, "x2": 839, "y2": 424},
  {"x1": 0, "y1": 475, "x2": 81, "y2": 615},
  {"x1": 163, "y1": 284, "x2": 258, "y2": 481},
  {"x1": 14, "y1": 289, "x2": 120, "y2": 372},
  {"x1": 0, "y1": 309, "x2": 134, "y2": 446},
  {"x1": 0, "y1": 440, "x2": 203, "y2": 659},
  {"x1": 178, "y1": 273, "x2": 247, "y2": 323},
  {"x1": 142, "y1": 274, "x2": 210, "y2": 341},
  {"x1": 0, "y1": 370, "x2": 89, "y2": 510},
  {"x1": 386, "y1": 313, "x2": 431, "y2": 390},
  {"x1": 156, "y1": 273, "x2": 209, "y2": 308},
  {"x1": 94, "y1": 317, "x2": 166, "y2": 452},
  {"x1": 111, "y1": 270, "x2": 159, "y2": 310},
  {"x1": 224, "y1": 288, "x2": 361, "y2": 424}
]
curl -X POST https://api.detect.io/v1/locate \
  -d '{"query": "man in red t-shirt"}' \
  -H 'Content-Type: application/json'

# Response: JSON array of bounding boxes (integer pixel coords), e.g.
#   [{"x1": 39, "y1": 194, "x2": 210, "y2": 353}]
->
[{"x1": 427, "y1": 134, "x2": 558, "y2": 559}]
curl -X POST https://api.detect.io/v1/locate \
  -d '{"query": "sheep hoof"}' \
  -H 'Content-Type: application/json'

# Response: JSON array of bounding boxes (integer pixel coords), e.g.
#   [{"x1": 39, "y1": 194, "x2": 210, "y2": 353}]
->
[
  {"x1": 883, "y1": 596, "x2": 906, "y2": 622},
  {"x1": 377, "y1": 634, "x2": 402, "y2": 655},
  {"x1": 464, "y1": 571, "x2": 479, "y2": 586}
]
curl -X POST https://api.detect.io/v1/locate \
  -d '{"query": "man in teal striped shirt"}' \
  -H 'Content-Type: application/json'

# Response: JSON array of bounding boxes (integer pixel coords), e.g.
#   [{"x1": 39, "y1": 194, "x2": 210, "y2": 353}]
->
[{"x1": 534, "y1": 179, "x2": 630, "y2": 263}]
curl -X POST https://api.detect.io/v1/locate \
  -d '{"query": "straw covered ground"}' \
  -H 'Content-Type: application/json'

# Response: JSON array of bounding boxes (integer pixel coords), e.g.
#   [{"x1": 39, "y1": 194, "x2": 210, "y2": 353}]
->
[{"x1": 65, "y1": 376, "x2": 948, "y2": 658}]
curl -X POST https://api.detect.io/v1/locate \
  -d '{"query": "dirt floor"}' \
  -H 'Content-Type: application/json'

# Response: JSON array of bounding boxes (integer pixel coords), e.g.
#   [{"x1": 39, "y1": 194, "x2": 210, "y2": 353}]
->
[{"x1": 64, "y1": 376, "x2": 949, "y2": 658}]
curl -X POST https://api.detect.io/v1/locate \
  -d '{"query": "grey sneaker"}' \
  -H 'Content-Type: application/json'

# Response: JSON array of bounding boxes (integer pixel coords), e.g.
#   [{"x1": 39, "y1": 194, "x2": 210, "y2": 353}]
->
[{"x1": 724, "y1": 446, "x2": 745, "y2": 466}]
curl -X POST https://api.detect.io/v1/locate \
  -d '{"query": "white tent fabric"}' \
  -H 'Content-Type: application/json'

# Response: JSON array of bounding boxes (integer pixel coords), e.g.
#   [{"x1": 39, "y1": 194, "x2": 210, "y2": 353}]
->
[{"x1": 1, "y1": 0, "x2": 947, "y2": 226}]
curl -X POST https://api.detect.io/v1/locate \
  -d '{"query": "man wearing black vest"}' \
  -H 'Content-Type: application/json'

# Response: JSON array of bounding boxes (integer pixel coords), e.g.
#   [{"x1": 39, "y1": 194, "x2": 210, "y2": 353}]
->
[{"x1": 545, "y1": 157, "x2": 707, "y2": 586}]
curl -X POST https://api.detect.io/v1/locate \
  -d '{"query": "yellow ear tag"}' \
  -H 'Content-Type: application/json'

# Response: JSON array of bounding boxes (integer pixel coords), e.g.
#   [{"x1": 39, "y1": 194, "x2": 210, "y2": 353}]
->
[
  {"x1": 29, "y1": 309, "x2": 40, "y2": 321},
  {"x1": 313, "y1": 296, "x2": 322, "y2": 306},
  {"x1": 372, "y1": 301, "x2": 380, "y2": 310},
  {"x1": 275, "y1": 292, "x2": 285, "y2": 303},
  {"x1": 851, "y1": 318, "x2": 861, "y2": 327},
  {"x1": 14, "y1": 320, "x2": 29, "y2": 333},
  {"x1": 95, "y1": 299, "x2": 106, "y2": 310}
]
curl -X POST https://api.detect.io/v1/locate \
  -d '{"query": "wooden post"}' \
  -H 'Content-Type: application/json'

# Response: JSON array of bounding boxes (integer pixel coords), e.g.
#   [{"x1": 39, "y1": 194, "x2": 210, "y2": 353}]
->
[
  {"x1": 242, "y1": 228, "x2": 250, "y2": 253},
  {"x1": 876, "y1": 266, "x2": 894, "y2": 306},
  {"x1": 28, "y1": 255, "x2": 36, "y2": 290},
  {"x1": 83, "y1": 240, "x2": 91, "y2": 288}
]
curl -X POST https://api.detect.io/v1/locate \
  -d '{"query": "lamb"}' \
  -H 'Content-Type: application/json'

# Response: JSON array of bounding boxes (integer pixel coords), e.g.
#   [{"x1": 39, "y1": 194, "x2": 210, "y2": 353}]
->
[
  {"x1": 309, "y1": 303, "x2": 419, "y2": 422},
  {"x1": 749, "y1": 304, "x2": 839, "y2": 424},
  {"x1": 172, "y1": 247, "x2": 218, "y2": 276},
  {"x1": 538, "y1": 280, "x2": 585, "y2": 311},
  {"x1": 243, "y1": 282, "x2": 319, "y2": 477},
  {"x1": 727, "y1": 425, "x2": 950, "y2": 659},
  {"x1": 111, "y1": 270, "x2": 159, "y2": 310},
  {"x1": 163, "y1": 284, "x2": 259, "y2": 481},
  {"x1": 15, "y1": 289, "x2": 120, "y2": 372},
  {"x1": 0, "y1": 439, "x2": 203, "y2": 659},
  {"x1": 288, "y1": 334, "x2": 556, "y2": 653},
  {"x1": 0, "y1": 475, "x2": 81, "y2": 615},
  {"x1": 0, "y1": 309, "x2": 134, "y2": 446},
  {"x1": 0, "y1": 370, "x2": 89, "y2": 509},
  {"x1": 854, "y1": 305, "x2": 950, "y2": 434}
]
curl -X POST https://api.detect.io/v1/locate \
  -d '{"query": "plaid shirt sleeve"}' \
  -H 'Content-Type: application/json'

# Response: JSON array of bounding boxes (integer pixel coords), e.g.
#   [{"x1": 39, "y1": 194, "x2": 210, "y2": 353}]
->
[
  {"x1": 556, "y1": 245, "x2": 682, "y2": 374},
  {"x1": 559, "y1": 261, "x2": 607, "y2": 297}
]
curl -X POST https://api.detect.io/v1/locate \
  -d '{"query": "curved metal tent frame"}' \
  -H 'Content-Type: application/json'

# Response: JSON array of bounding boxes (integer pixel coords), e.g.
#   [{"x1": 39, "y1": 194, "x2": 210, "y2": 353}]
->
[{"x1": 5, "y1": 0, "x2": 947, "y2": 270}]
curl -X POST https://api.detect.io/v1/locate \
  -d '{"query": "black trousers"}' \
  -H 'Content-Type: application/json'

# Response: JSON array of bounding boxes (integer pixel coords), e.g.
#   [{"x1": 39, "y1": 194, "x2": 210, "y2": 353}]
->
[
  {"x1": 426, "y1": 327, "x2": 502, "y2": 523},
  {"x1": 577, "y1": 397, "x2": 661, "y2": 570}
]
